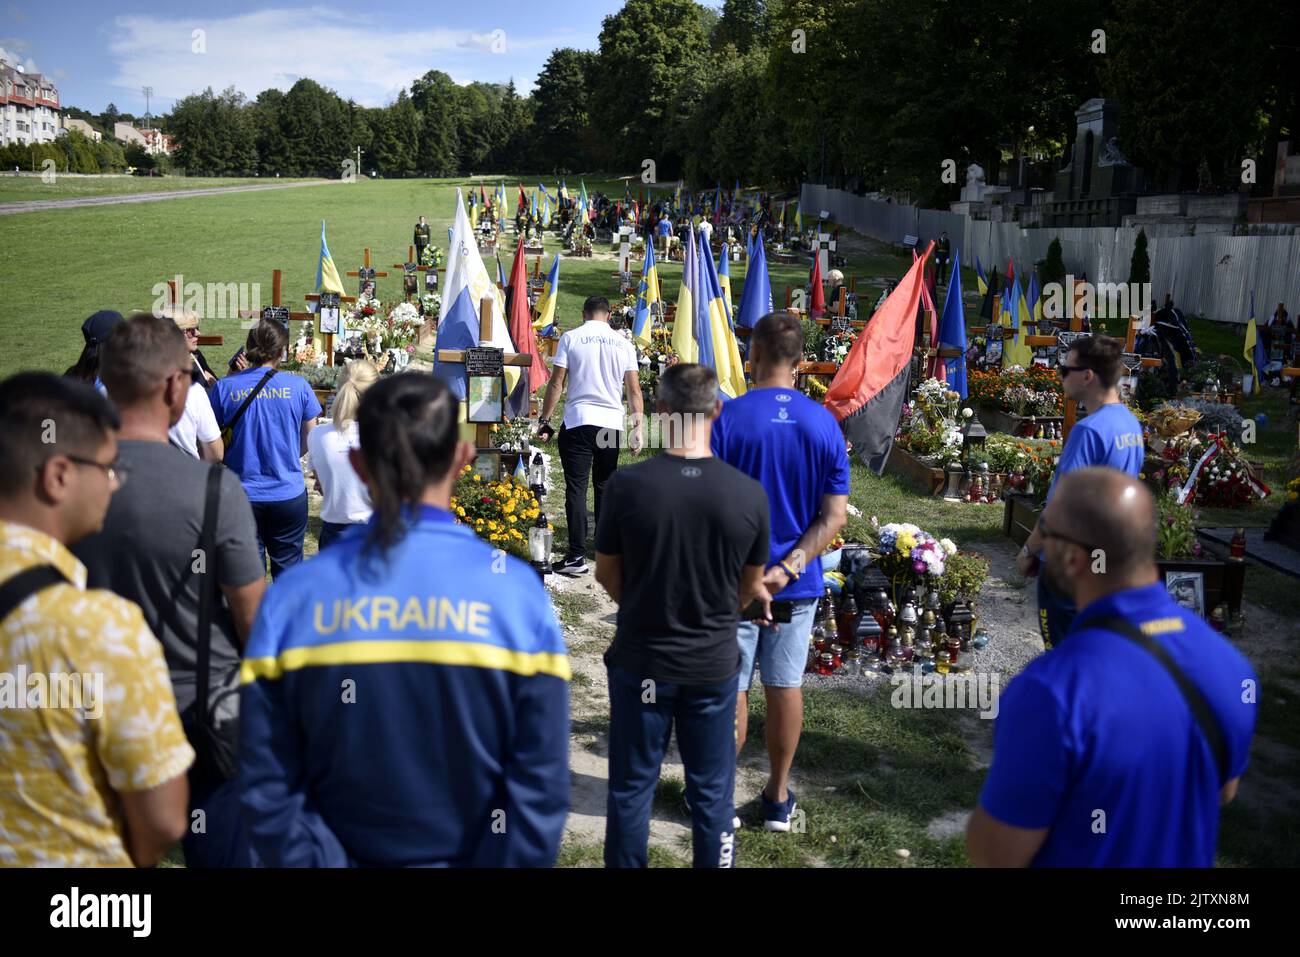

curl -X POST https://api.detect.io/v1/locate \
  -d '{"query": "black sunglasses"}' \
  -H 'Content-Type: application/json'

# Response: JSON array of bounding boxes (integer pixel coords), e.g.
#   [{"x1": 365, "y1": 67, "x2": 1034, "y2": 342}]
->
[
  {"x1": 1039, "y1": 516, "x2": 1094, "y2": 552},
  {"x1": 1058, "y1": 362, "x2": 1089, "y2": 377}
]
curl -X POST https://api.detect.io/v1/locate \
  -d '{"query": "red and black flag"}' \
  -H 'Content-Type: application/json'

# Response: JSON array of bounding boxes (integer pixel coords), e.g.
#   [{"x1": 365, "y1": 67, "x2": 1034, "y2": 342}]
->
[{"x1": 824, "y1": 242, "x2": 934, "y2": 474}]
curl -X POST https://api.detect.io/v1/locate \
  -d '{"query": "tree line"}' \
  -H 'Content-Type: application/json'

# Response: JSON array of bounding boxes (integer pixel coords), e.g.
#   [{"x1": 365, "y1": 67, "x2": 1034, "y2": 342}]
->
[{"x1": 77, "y1": 0, "x2": 1298, "y2": 203}]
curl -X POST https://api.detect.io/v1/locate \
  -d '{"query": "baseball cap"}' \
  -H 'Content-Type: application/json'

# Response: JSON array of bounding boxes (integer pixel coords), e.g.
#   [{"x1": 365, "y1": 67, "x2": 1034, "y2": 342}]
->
[{"x1": 81, "y1": 310, "x2": 123, "y2": 346}]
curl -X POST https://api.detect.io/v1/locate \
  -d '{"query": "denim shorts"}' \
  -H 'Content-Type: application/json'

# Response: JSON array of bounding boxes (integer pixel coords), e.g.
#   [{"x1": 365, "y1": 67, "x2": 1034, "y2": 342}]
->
[{"x1": 735, "y1": 598, "x2": 819, "y2": 692}]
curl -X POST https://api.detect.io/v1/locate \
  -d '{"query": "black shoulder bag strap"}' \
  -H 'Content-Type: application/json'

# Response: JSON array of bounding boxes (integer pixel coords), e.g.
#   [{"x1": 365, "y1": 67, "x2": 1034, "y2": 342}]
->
[
  {"x1": 1090, "y1": 614, "x2": 1231, "y2": 784},
  {"x1": 0, "y1": 564, "x2": 69, "y2": 623},
  {"x1": 226, "y1": 368, "x2": 276, "y2": 437},
  {"x1": 195, "y1": 464, "x2": 223, "y2": 726}
]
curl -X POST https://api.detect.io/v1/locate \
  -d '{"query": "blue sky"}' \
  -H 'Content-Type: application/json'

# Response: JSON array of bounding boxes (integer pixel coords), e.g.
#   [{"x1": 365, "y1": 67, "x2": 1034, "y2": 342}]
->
[{"x1": 0, "y1": 0, "x2": 629, "y2": 114}]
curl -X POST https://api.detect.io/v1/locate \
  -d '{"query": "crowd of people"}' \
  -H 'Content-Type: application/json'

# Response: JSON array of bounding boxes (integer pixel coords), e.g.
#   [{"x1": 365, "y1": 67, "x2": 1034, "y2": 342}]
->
[{"x1": 0, "y1": 299, "x2": 1259, "y2": 869}]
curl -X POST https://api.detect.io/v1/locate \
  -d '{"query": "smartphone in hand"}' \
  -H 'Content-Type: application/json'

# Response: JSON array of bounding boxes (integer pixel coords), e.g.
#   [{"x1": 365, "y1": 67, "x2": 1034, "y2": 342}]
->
[{"x1": 742, "y1": 599, "x2": 794, "y2": 623}]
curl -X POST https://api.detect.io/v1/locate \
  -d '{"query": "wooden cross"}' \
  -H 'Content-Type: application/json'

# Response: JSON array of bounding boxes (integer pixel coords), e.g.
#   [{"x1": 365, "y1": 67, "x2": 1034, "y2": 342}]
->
[
  {"x1": 392, "y1": 245, "x2": 433, "y2": 303},
  {"x1": 161, "y1": 279, "x2": 225, "y2": 349},
  {"x1": 346, "y1": 248, "x2": 389, "y2": 297},
  {"x1": 303, "y1": 282, "x2": 358, "y2": 368},
  {"x1": 436, "y1": 297, "x2": 535, "y2": 468},
  {"x1": 236, "y1": 270, "x2": 318, "y2": 357}
]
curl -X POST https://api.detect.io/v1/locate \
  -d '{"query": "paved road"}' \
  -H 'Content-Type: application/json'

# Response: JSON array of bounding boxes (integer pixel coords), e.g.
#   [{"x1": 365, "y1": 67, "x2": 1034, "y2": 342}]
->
[{"x1": 0, "y1": 178, "x2": 341, "y2": 215}]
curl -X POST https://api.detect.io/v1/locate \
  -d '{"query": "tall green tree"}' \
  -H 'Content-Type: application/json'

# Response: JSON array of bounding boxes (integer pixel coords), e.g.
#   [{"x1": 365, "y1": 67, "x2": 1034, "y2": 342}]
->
[
  {"x1": 1103, "y1": 0, "x2": 1274, "y2": 190},
  {"x1": 589, "y1": 0, "x2": 711, "y2": 177},
  {"x1": 410, "y1": 70, "x2": 460, "y2": 175},
  {"x1": 712, "y1": 0, "x2": 768, "y2": 53},
  {"x1": 531, "y1": 48, "x2": 596, "y2": 173}
]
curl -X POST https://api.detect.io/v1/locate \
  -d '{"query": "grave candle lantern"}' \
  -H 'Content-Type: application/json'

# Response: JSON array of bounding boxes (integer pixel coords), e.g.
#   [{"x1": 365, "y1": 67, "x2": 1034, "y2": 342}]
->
[{"x1": 528, "y1": 510, "x2": 553, "y2": 577}]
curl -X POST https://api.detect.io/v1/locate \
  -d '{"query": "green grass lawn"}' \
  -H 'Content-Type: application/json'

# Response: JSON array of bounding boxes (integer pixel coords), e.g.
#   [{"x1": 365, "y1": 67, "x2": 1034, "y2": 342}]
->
[{"x1": 0, "y1": 174, "x2": 324, "y2": 205}]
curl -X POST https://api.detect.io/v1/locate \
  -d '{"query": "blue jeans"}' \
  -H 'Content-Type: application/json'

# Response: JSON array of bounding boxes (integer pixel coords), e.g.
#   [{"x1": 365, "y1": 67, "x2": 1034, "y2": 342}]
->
[
  {"x1": 604, "y1": 665, "x2": 737, "y2": 868},
  {"x1": 736, "y1": 597, "x2": 820, "y2": 691},
  {"x1": 250, "y1": 491, "x2": 308, "y2": 580},
  {"x1": 182, "y1": 777, "x2": 259, "y2": 868},
  {"x1": 1037, "y1": 574, "x2": 1078, "y2": 649}
]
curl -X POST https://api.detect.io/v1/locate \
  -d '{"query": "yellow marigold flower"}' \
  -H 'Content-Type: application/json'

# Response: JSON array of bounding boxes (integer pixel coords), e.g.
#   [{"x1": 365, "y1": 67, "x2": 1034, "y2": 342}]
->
[
  {"x1": 508, "y1": 515, "x2": 517, "y2": 523},
  {"x1": 456, "y1": 507, "x2": 466, "y2": 517},
  {"x1": 473, "y1": 475, "x2": 481, "y2": 483}
]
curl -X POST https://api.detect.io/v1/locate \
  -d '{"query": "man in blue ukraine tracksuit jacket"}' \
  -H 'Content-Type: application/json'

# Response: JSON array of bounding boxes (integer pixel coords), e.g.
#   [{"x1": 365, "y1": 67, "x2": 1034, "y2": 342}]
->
[{"x1": 238, "y1": 505, "x2": 570, "y2": 867}]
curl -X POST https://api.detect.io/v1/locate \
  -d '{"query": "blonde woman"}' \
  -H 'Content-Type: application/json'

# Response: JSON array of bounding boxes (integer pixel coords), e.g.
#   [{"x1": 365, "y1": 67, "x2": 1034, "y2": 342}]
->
[{"x1": 308, "y1": 359, "x2": 378, "y2": 550}]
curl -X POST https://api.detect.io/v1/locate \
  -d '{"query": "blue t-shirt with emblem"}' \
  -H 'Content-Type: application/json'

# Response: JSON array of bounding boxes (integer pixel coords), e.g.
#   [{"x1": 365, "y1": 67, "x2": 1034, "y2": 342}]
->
[
  {"x1": 979, "y1": 582, "x2": 1257, "y2": 867},
  {"x1": 210, "y1": 367, "x2": 322, "y2": 502},
  {"x1": 1046, "y1": 401, "x2": 1144, "y2": 502},
  {"x1": 711, "y1": 386, "x2": 852, "y2": 600}
]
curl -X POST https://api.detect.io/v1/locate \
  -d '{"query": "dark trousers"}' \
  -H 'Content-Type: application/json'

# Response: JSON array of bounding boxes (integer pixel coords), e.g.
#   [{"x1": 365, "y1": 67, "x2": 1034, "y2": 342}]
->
[
  {"x1": 936, "y1": 256, "x2": 950, "y2": 284},
  {"x1": 557, "y1": 424, "x2": 620, "y2": 558},
  {"x1": 317, "y1": 520, "x2": 354, "y2": 551},
  {"x1": 250, "y1": 491, "x2": 308, "y2": 580},
  {"x1": 1037, "y1": 574, "x2": 1078, "y2": 650},
  {"x1": 183, "y1": 777, "x2": 258, "y2": 868},
  {"x1": 604, "y1": 665, "x2": 737, "y2": 869}
]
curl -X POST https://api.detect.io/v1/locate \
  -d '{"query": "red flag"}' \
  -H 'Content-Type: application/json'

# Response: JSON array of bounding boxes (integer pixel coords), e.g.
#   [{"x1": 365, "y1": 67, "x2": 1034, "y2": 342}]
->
[
  {"x1": 507, "y1": 237, "x2": 550, "y2": 393},
  {"x1": 480, "y1": 186, "x2": 487, "y2": 208},
  {"x1": 810, "y1": 250, "x2": 826, "y2": 318},
  {"x1": 825, "y1": 243, "x2": 934, "y2": 473},
  {"x1": 1005, "y1": 257, "x2": 1015, "y2": 285},
  {"x1": 517, "y1": 184, "x2": 526, "y2": 213}
]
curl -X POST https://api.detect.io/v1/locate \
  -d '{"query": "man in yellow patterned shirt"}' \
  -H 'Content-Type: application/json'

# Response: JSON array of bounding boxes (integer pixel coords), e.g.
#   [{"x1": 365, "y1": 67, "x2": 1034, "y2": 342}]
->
[{"x1": 0, "y1": 372, "x2": 194, "y2": 867}]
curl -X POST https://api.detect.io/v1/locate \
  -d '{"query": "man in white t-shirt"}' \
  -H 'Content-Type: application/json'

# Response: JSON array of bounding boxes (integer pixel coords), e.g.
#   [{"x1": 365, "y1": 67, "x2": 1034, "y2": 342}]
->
[{"x1": 538, "y1": 296, "x2": 644, "y2": 575}]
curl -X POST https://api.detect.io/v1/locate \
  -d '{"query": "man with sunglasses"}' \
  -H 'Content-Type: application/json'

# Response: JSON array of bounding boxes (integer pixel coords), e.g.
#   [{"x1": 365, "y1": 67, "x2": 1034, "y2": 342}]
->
[
  {"x1": 968, "y1": 469, "x2": 1255, "y2": 866},
  {"x1": 1016, "y1": 335, "x2": 1143, "y2": 648},
  {"x1": 0, "y1": 372, "x2": 195, "y2": 866}
]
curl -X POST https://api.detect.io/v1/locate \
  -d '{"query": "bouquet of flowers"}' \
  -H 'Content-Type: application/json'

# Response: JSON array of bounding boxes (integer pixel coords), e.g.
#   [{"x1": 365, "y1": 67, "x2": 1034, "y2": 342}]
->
[
  {"x1": 419, "y1": 245, "x2": 445, "y2": 269},
  {"x1": 637, "y1": 330, "x2": 679, "y2": 400},
  {"x1": 420, "y1": 293, "x2": 442, "y2": 320},
  {"x1": 378, "y1": 301, "x2": 422, "y2": 351},
  {"x1": 490, "y1": 417, "x2": 535, "y2": 454},
  {"x1": 450, "y1": 466, "x2": 543, "y2": 561},
  {"x1": 869, "y1": 518, "x2": 958, "y2": 592},
  {"x1": 894, "y1": 379, "x2": 964, "y2": 466},
  {"x1": 1151, "y1": 431, "x2": 1268, "y2": 507}
]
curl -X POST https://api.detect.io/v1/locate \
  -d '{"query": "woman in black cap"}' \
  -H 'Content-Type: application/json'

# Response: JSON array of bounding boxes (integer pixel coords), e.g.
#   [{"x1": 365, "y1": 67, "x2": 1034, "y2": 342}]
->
[{"x1": 65, "y1": 310, "x2": 123, "y2": 391}]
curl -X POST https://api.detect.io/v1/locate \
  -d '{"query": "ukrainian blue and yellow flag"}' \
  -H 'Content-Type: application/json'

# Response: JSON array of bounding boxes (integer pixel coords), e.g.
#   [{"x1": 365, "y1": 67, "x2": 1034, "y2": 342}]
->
[
  {"x1": 497, "y1": 181, "x2": 507, "y2": 216},
  {"x1": 315, "y1": 220, "x2": 344, "y2": 295},
  {"x1": 632, "y1": 241, "x2": 661, "y2": 347},
  {"x1": 672, "y1": 225, "x2": 699, "y2": 363},
  {"x1": 1026, "y1": 273, "x2": 1041, "y2": 323},
  {"x1": 794, "y1": 201, "x2": 803, "y2": 234},
  {"x1": 717, "y1": 243, "x2": 733, "y2": 317},
  {"x1": 698, "y1": 229, "x2": 747, "y2": 398},
  {"x1": 1244, "y1": 292, "x2": 1266, "y2": 389},
  {"x1": 1002, "y1": 273, "x2": 1034, "y2": 368},
  {"x1": 975, "y1": 255, "x2": 988, "y2": 297},
  {"x1": 532, "y1": 253, "x2": 560, "y2": 330}
]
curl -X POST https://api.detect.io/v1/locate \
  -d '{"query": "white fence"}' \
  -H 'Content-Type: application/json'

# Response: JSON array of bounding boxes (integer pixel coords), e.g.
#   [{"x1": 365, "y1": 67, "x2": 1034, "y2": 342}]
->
[{"x1": 801, "y1": 184, "x2": 1300, "y2": 324}]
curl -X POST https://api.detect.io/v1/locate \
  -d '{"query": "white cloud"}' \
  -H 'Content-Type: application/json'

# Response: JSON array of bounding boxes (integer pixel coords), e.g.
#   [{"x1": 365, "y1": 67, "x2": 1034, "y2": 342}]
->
[
  {"x1": 105, "y1": 7, "x2": 573, "y2": 108},
  {"x1": 0, "y1": 40, "x2": 38, "y2": 73}
]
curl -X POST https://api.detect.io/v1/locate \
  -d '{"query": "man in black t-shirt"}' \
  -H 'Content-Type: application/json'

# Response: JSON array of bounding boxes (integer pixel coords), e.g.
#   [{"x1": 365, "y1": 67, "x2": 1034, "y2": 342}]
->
[{"x1": 595, "y1": 364, "x2": 772, "y2": 868}]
